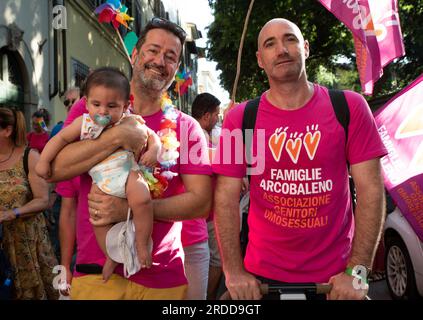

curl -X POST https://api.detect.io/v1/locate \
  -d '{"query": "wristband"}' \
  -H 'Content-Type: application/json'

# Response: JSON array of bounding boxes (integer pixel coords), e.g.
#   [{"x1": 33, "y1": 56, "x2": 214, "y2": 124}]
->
[
  {"x1": 345, "y1": 266, "x2": 369, "y2": 284},
  {"x1": 12, "y1": 208, "x2": 21, "y2": 218}
]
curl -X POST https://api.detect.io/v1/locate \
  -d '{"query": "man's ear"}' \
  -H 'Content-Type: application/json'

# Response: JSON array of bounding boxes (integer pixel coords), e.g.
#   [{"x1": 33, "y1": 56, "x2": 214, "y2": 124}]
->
[
  {"x1": 176, "y1": 61, "x2": 182, "y2": 75},
  {"x1": 256, "y1": 51, "x2": 264, "y2": 69},
  {"x1": 131, "y1": 48, "x2": 139, "y2": 66},
  {"x1": 203, "y1": 112, "x2": 211, "y2": 122},
  {"x1": 304, "y1": 40, "x2": 310, "y2": 59}
]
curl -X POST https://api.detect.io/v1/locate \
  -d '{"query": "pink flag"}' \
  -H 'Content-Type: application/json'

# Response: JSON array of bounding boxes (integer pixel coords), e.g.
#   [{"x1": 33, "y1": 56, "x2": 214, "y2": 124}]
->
[
  {"x1": 318, "y1": 0, "x2": 405, "y2": 95},
  {"x1": 374, "y1": 74, "x2": 423, "y2": 241},
  {"x1": 368, "y1": 0, "x2": 405, "y2": 68},
  {"x1": 318, "y1": 0, "x2": 366, "y2": 42}
]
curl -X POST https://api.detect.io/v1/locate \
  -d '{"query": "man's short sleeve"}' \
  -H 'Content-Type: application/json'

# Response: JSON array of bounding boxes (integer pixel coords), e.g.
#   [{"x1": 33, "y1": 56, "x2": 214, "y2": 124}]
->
[
  {"x1": 179, "y1": 113, "x2": 212, "y2": 175},
  {"x1": 212, "y1": 103, "x2": 247, "y2": 178},
  {"x1": 55, "y1": 177, "x2": 80, "y2": 198},
  {"x1": 345, "y1": 91, "x2": 387, "y2": 164},
  {"x1": 56, "y1": 99, "x2": 86, "y2": 198}
]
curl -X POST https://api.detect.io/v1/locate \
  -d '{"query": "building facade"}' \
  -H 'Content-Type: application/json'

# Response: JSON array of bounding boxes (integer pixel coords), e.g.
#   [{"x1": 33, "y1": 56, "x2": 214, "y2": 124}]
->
[
  {"x1": 0, "y1": 0, "x2": 50, "y2": 125},
  {"x1": 0, "y1": 0, "x2": 201, "y2": 129}
]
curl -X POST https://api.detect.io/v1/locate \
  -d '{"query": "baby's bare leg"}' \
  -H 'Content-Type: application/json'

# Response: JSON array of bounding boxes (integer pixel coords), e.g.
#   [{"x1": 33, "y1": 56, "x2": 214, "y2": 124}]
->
[
  {"x1": 93, "y1": 224, "x2": 118, "y2": 281},
  {"x1": 126, "y1": 171, "x2": 153, "y2": 268}
]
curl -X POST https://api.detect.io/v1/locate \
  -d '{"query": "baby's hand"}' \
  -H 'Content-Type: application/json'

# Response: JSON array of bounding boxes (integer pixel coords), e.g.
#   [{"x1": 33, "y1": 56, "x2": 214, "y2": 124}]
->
[
  {"x1": 140, "y1": 149, "x2": 158, "y2": 167},
  {"x1": 35, "y1": 160, "x2": 51, "y2": 179},
  {"x1": 131, "y1": 115, "x2": 145, "y2": 125}
]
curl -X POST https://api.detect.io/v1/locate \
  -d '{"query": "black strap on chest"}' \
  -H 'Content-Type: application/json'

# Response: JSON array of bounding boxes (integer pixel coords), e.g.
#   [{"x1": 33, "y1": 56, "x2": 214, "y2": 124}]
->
[
  {"x1": 328, "y1": 89, "x2": 350, "y2": 143},
  {"x1": 242, "y1": 97, "x2": 261, "y2": 183},
  {"x1": 23, "y1": 146, "x2": 31, "y2": 177}
]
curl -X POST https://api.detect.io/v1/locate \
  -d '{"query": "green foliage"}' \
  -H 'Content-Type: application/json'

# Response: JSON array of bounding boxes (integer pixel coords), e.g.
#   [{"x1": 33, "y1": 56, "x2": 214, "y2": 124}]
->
[{"x1": 207, "y1": 0, "x2": 423, "y2": 101}]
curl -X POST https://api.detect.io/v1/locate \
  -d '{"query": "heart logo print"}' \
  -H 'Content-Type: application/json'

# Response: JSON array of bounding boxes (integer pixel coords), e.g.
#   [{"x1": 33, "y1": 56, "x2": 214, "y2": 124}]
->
[
  {"x1": 268, "y1": 129, "x2": 287, "y2": 162},
  {"x1": 303, "y1": 131, "x2": 321, "y2": 160}
]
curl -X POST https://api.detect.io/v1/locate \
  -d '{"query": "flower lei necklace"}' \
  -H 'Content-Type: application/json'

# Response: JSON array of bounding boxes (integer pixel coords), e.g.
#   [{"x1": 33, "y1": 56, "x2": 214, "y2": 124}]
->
[{"x1": 139, "y1": 94, "x2": 180, "y2": 198}]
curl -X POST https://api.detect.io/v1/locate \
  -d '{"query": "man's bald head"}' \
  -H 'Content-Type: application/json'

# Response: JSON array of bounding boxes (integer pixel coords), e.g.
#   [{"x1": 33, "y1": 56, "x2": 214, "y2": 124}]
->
[
  {"x1": 258, "y1": 18, "x2": 305, "y2": 49},
  {"x1": 256, "y1": 18, "x2": 309, "y2": 85}
]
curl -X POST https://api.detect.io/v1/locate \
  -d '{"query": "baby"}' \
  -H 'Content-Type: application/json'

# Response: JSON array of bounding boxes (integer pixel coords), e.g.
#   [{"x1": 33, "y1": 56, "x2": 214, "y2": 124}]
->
[{"x1": 36, "y1": 67, "x2": 160, "y2": 280}]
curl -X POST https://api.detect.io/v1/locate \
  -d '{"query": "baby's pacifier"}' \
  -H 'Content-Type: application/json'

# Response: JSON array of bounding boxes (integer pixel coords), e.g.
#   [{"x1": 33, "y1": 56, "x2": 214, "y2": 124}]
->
[{"x1": 94, "y1": 114, "x2": 112, "y2": 126}]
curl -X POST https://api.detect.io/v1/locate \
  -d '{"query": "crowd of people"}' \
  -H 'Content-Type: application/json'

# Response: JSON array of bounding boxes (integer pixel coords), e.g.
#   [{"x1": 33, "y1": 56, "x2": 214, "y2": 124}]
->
[{"x1": 0, "y1": 17, "x2": 387, "y2": 300}]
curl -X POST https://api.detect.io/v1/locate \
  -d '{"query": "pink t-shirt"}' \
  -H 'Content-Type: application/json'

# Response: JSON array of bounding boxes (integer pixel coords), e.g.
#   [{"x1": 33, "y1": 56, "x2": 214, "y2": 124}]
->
[
  {"x1": 55, "y1": 176, "x2": 80, "y2": 198},
  {"x1": 213, "y1": 84, "x2": 387, "y2": 283},
  {"x1": 205, "y1": 177, "x2": 216, "y2": 222},
  {"x1": 54, "y1": 99, "x2": 88, "y2": 201},
  {"x1": 27, "y1": 131, "x2": 49, "y2": 153},
  {"x1": 206, "y1": 136, "x2": 217, "y2": 222},
  {"x1": 65, "y1": 97, "x2": 88, "y2": 127},
  {"x1": 181, "y1": 219, "x2": 208, "y2": 247},
  {"x1": 67, "y1": 99, "x2": 212, "y2": 288},
  {"x1": 181, "y1": 130, "x2": 213, "y2": 247}
]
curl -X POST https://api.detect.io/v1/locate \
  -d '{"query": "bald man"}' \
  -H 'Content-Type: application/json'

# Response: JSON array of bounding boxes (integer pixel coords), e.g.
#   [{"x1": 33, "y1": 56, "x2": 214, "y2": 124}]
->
[{"x1": 212, "y1": 18, "x2": 387, "y2": 300}]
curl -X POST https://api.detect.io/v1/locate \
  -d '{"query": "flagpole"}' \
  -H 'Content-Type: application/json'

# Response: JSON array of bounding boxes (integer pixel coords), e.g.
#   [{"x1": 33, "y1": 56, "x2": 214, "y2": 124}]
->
[
  {"x1": 231, "y1": 0, "x2": 255, "y2": 102},
  {"x1": 116, "y1": 29, "x2": 131, "y2": 62}
]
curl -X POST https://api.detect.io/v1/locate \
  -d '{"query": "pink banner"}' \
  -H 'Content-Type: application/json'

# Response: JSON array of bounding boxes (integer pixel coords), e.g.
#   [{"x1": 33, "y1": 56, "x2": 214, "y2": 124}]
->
[
  {"x1": 374, "y1": 74, "x2": 423, "y2": 241},
  {"x1": 352, "y1": 0, "x2": 381, "y2": 95},
  {"x1": 318, "y1": 0, "x2": 366, "y2": 42},
  {"x1": 318, "y1": 0, "x2": 405, "y2": 95},
  {"x1": 368, "y1": 0, "x2": 405, "y2": 68},
  {"x1": 353, "y1": 30, "x2": 381, "y2": 95}
]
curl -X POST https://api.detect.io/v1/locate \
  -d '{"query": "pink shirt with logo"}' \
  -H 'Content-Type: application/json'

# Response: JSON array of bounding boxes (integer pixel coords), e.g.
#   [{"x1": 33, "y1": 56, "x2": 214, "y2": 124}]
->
[
  {"x1": 66, "y1": 98, "x2": 212, "y2": 288},
  {"x1": 213, "y1": 84, "x2": 387, "y2": 283}
]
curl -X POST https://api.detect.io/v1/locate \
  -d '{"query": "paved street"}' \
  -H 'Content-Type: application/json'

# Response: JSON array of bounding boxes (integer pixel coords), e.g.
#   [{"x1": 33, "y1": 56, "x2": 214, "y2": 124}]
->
[{"x1": 368, "y1": 278, "x2": 392, "y2": 300}]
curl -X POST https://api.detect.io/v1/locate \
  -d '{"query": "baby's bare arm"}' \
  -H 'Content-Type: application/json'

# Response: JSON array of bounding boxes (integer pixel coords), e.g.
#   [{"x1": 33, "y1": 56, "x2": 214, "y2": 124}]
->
[
  {"x1": 50, "y1": 117, "x2": 148, "y2": 182},
  {"x1": 36, "y1": 117, "x2": 83, "y2": 178},
  {"x1": 40, "y1": 116, "x2": 83, "y2": 164},
  {"x1": 145, "y1": 126, "x2": 161, "y2": 154},
  {"x1": 139, "y1": 126, "x2": 161, "y2": 166}
]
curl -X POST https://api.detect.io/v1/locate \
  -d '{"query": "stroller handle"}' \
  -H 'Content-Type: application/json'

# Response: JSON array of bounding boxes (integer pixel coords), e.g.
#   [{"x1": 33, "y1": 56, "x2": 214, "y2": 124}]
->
[
  {"x1": 221, "y1": 283, "x2": 370, "y2": 300},
  {"x1": 259, "y1": 283, "x2": 332, "y2": 294}
]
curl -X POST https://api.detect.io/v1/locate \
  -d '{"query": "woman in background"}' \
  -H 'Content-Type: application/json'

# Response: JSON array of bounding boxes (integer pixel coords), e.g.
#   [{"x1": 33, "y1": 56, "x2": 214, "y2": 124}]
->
[{"x1": 0, "y1": 107, "x2": 58, "y2": 300}]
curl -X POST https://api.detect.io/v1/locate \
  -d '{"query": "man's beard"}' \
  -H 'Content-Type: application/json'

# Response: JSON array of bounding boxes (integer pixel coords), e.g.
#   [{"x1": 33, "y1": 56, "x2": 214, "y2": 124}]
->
[
  {"x1": 271, "y1": 54, "x2": 305, "y2": 83},
  {"x1": 206, "y1": 120, "x2": 215, "y2": 133},
  {"x1": 136, "y1": 63, "x2": 172, "y2": 91}
]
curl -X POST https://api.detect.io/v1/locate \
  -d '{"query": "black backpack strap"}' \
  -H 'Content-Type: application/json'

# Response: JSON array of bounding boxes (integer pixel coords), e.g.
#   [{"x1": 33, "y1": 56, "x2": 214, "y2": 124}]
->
[
  {"x1": 242, "y1": 97, "x2": 260, "y2": 182},
  {"x1": 23, "y1": 147, "x2": 31, "y2": 177},
  {"x1": 328, "y1": 89, "x2": 350, "y2": 143},
  {"x1": 328, "y1": 89, "x2": 356, "y2": 210},
  {"x1": 240, "y1": 97, "x2": 260, "y2": 257}
]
